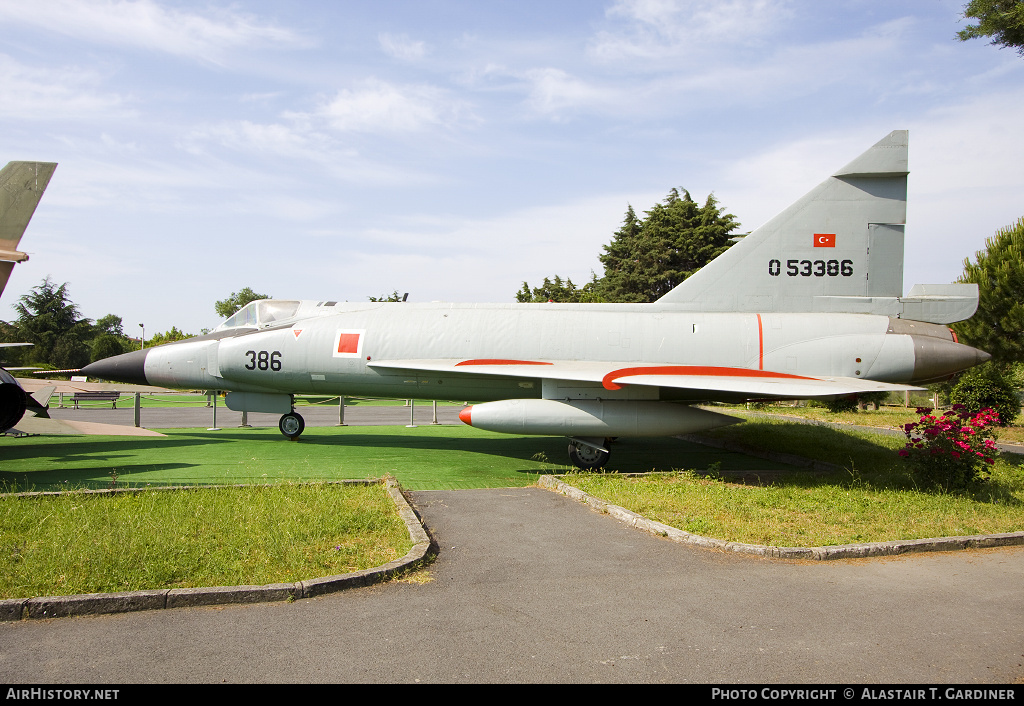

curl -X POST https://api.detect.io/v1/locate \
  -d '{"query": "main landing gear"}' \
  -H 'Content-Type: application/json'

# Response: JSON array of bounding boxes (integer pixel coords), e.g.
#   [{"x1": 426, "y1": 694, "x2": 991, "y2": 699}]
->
[
  {"x1": 568, "y1": 438, "x2": 612, "y2": 470},
  {"x1": 279, "y1": 411, "x2": 305, "y2": 440}
]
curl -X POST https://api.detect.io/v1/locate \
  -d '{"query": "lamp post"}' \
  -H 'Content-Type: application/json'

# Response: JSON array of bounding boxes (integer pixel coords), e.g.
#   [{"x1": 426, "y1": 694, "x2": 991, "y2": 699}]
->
[{"x1": 139, "y1": 323, "x2": 145, "y2": 350}]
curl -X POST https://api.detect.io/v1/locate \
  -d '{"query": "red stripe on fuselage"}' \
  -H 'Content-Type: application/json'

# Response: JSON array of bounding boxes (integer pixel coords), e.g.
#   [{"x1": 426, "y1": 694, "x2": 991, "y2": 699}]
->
[
  {"x1": 602, "y1": 366, "x2": 817, "y2": 391},
  {"x1": 757, "y1": 313, "x2": 764, "y2": 370}
]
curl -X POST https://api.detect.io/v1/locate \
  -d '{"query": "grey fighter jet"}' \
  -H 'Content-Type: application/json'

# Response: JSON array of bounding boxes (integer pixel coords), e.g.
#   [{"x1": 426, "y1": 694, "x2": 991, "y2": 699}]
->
[{"x1": 83, "y1": 131, "x2": 991, "y2": 467}]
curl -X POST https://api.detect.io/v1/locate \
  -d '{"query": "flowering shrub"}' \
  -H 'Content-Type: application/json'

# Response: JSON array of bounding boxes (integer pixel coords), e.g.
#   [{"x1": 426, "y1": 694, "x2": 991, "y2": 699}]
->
[{"x1": 899, "y1": 406, "x2": 999, "y2": 491}]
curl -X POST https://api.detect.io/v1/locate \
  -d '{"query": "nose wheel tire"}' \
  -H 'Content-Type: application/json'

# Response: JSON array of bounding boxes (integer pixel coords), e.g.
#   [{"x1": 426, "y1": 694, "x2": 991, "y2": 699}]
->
[
  {"x1": 279, "y1": 412, "x2": 305, "y2": 440},
  {"x1": 568, "y1": 441, "x2": 610, "y2": 470}
]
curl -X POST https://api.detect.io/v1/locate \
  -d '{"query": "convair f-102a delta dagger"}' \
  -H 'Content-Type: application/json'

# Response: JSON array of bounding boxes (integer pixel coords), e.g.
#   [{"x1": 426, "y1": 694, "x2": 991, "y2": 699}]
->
[{"x1": 84, "y1": 131, "x2": 991, "y2": 468}]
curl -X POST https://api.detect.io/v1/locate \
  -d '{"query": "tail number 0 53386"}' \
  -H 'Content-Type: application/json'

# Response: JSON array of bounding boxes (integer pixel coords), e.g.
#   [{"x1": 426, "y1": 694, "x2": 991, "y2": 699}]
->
[
  {"x1": 768, "y1": 259, "x2": 853, "y2": 277},
  {"x1": 245, "y1": 350, "x2": 282, "y2": 371}
]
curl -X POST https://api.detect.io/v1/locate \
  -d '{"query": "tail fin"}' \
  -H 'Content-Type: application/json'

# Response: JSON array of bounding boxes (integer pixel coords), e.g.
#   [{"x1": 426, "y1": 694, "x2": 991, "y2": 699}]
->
[
  {"x1": 658, "y1": 132, "x2": 913, "y2": 314},
  {"x1": 0, "y1": 161, "x2": 57, "y2": 296}
]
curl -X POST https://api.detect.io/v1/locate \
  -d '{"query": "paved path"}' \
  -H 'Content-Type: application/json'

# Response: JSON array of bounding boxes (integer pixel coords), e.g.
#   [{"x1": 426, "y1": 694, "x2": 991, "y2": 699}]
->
[
  {"x1": 1, "y1": 487, "x2": 1021, "y2": 683},
  {"x1": 46, "y1": 400, "x2": 465, "y2": 430}
]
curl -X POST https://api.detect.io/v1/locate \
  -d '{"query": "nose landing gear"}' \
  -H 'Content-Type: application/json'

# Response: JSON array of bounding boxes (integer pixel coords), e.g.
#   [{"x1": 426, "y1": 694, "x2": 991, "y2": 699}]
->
[{"x1": 279, "y1": 411, "x2": 305, "y2": 440}]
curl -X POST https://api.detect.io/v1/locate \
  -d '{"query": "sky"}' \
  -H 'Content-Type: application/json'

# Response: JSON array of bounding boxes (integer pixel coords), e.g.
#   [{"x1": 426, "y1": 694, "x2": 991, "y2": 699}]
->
[{"x1": 0, "y1": 0, "x2": 1022, "y2": 336}]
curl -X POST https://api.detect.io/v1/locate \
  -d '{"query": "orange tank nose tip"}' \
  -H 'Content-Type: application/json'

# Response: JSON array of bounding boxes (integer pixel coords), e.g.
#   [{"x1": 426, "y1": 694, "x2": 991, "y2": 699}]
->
[{"x1": 459, "y1": 406, "x2": 473, "y2": 426}]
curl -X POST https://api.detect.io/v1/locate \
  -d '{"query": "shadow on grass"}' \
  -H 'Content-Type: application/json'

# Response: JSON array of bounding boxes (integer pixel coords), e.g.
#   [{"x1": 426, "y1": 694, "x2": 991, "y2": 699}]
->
[
  {"x1": 704, "y1": 419, "x2": 1024, "y2": 506},
  {"x1": 0, "y1": 464, "x2": 198, "y2": 492},
  {"x1": 1, "y1": 426, "x2": 805, "y2": 491}
]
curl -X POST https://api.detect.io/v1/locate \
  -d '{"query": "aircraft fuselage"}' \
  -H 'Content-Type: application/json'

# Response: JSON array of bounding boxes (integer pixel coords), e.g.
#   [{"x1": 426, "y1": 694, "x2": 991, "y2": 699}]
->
[{"x1": 89, "y1": 301, "x2": 983, "y2": 404}]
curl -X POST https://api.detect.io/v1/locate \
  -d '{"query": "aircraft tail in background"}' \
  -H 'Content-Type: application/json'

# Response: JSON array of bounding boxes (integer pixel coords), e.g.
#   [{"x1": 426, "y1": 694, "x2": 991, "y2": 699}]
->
[
  {"x1": 0, "y1": 161, "x2": 58, "y2": 296},
  {"x1": 656, "y1": 131, "x2": 977, "y2": 324}
]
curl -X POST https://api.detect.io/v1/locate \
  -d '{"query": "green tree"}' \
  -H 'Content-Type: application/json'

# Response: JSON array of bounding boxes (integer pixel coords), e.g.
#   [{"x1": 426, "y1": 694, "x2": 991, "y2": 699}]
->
[
  {"x1": 94, "y1": 314, "x2": 125, "y2": 338},
  {"x1": 215, "y1": 287, "x2": 270, "y2": 319},
  {"x1": 958, "y1": 0, "x2": 1024, "y2": 56},
  {"x1": 952, "y1": 217, "x2": 1024, "y2": 364},
  {"x1": 950, "y1": 362, "x2": 1020, "y2": 426},
  {"x1": 91, "y1": 333, "x2": 129, "y2": 362},
  {"x1": 368, "y1": 291, "x2": 407, "y2": 302},
  {"x1": 601, "y1": 190, "x2": 738, "y2": 302},
  {"x1": 515, "y1": 274, "x2": 604, "y2": 303},
  {"x1": 147, "y1": 327, "x2": 194, "y2": 347},
  {"x1": 7, "y1": 277, "x2": 92, "y2": 369},
  {"x1": 90, "y1": 314, "x2": 136, "y2": 360},
  {"x1": 516, "y1": 190, "x2": 738, "y2": 304},
  {"x1": 594, "y1": 204, "x2": 649, "y2": 303}
]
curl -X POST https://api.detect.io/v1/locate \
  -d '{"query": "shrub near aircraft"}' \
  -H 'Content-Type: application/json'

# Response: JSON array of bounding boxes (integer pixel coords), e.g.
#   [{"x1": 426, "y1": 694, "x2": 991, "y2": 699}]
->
[{"x1": 84, "y1": 131, "x2": 990, "y2": 468}]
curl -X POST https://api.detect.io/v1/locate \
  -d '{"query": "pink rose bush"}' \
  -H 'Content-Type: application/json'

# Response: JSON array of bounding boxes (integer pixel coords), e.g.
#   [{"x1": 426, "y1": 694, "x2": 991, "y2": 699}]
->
[{"x1": 899, "y1": 405, "x2": 999, "y2": 491}]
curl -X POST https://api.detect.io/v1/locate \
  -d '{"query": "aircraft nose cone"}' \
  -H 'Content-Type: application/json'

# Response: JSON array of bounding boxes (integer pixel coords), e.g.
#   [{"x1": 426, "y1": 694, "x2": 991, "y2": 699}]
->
[{"x1": 82, "y1": 348, "x2": 150, "y2": 386}]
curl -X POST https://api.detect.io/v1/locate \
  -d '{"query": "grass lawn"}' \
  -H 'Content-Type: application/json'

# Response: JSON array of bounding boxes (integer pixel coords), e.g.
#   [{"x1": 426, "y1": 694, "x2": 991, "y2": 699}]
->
[
  {"x1": 723, "y1": 403, "x2": 1024, "y2": 445},
  {"x1": 560, "y1": 417, "x2": 1024, "y2": 547},
  {"x1": 0, "y1": 482, "x2": 412, "y2": 599},
  {"x1": 0, "y1": 425, "x2": 798, "y2": 492}
]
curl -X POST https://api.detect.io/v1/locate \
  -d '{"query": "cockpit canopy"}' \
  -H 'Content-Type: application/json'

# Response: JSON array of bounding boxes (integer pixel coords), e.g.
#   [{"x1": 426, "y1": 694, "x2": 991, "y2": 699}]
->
[{"x1": 214, "y1": 299, "x2": 301, "y2": 331}]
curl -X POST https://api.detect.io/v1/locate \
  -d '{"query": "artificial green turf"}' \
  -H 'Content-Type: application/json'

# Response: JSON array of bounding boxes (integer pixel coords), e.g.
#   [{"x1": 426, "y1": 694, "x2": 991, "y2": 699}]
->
[{"x1": 0, "y1": 425, "x2": 799, "y2": 491}]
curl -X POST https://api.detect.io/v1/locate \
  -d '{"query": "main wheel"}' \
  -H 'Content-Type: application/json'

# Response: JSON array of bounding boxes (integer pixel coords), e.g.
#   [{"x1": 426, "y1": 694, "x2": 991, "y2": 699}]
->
[
  {"x1": 568, "y1": 441, "x2": 610, "y2": 470},
  {"x1": 279, "y1": 412, "x2": 305, "y2": 440}
]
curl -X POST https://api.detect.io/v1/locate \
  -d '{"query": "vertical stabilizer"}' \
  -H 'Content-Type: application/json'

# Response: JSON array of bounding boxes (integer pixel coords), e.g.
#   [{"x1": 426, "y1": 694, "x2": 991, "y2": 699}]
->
[
  {"x1": 656, "y1": 132, "x2": 908, "y2": 314},
  {"x1": 0, "y1": 161, "x2": 57, "y2": 296}
]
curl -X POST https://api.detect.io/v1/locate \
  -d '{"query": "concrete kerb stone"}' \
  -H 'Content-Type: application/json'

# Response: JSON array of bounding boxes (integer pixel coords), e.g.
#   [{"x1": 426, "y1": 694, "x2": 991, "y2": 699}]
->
[
  {"x1": 1, "y1": 476, "x2": 435, "y2": 621},
  {"x1": 537, "y1": 474, "x2": 1024, "y2": 561}
]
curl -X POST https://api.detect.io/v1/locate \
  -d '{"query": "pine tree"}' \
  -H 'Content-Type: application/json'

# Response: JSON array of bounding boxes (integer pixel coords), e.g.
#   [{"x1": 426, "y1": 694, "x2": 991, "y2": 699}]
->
[
  {"x1": 957, "y1": 0, "x2": 1024, "y2": 57},
  {"x1": 9, "y1": 277, "x2": 93, "y2": 369},
  {"x1": 515, "y1": 189, "x2": 739, "y2": 303},
  {"x1": 597, "y1": 205, "x2": 650, "y2": 303},
  {"x1": 953, "y1": 217, "x2": 1024, "y2": 364},
  {"x1": 515, "y1": 274, "x2": 603, "y2": 303}
]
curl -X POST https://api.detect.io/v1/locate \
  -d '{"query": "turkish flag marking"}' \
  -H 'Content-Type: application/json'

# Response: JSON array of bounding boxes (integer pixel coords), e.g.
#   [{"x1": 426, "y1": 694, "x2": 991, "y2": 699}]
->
[
  {"x1": 337, "y1": 333, "x2": 360, "y2": 354},
  {"x1": 814, "y1": 233, "x2": 836, "y2": 247}
]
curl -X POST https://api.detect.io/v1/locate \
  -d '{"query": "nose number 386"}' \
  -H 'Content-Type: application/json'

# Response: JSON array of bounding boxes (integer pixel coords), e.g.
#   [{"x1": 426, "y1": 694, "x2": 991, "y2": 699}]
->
[{"x1": 244, "y1": 350, "x2": 283, "y2": 371}]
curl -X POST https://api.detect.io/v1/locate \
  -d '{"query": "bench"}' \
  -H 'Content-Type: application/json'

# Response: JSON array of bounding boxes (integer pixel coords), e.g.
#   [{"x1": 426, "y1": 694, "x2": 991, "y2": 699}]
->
[{"x1": 71, "y1": 392, "x2": 121, "y2": 409}]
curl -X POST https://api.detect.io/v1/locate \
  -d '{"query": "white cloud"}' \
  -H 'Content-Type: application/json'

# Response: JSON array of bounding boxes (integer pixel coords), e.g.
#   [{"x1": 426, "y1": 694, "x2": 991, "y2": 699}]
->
[
  {"x1": 181, "y1": 118, "x2": 438, "y2": 186},
  {"x1": 0, "y1": 54, "x2": 132, "y2": 121},
  {"x1": 591, "y1": 0, "x2": 789, "y2": 62},
  {"x1": 378, "y1": 32, "x2": 429, "y2": 62},
  {"x1": 0, "y1": 0, "x2": 312, "y2": 64},
  {"x1": 521, "y1": 68, "x2": 608, "y2": 118},
  {"x1": 311, "y1": 79, "x2": 472, "y2": 134}
]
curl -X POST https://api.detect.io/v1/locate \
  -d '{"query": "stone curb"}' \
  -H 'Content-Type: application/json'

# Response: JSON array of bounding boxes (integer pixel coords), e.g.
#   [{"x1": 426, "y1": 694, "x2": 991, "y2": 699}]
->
[
  {"x1": 0, "y1": 477, "x2": 435, "y2": 621},
  {"x1": 538, "y1": 475, "x2": 1024, "y2": 561}
]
